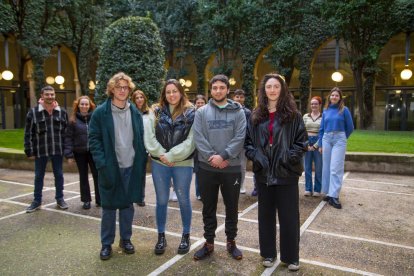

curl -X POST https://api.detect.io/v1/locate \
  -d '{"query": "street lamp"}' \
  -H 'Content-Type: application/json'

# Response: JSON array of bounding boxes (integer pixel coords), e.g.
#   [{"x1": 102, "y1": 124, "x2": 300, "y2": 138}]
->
[
  {"x1": 331, "y1": 39, "x2": 343, "y2": 83},
  {"x1": 1, "y1": 37, "x2": 14, "y2": 81},
  {"x1": 229, "y1": 77, "x2": 236, "y2": 86},
  {"x1": 54, "y1": 46, "x2": 65, "y2": 85},
  {"x1": 400, "y1": 32, "x2": 412, "y2": 80}
]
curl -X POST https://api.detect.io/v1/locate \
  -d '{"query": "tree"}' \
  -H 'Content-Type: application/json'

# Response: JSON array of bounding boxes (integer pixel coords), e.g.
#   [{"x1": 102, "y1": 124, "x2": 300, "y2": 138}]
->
[
  {"x1": 94, "y1": 16, "x2": 165, "y2": 104},
  {"x1": 320, "y1": 0, "x2": 401, "y2": 129},
  {"x1": 0, "y1": 0, "x2": 60, "y2": 127},
  {"x1": 55, "y1": 0, "x2": 107, "y2": 95}
]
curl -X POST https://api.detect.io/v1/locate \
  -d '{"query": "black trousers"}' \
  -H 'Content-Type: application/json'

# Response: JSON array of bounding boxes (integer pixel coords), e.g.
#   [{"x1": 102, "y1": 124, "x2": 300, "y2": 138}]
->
[
  {"x1": 74, "y1": 151, "x2": 100, "y2": 204},
  {"x1": 198, "y1": 168, "x2": 241, "y2": 243},
  {"x1": 256, "y1": 179, "x2": 300, "y2": 263}
]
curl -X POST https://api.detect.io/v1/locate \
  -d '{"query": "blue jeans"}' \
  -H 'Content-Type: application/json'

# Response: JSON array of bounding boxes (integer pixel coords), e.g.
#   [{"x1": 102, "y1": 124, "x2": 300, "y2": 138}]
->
[
  {"x1": 34, "y1": 155, "x2": 64, "y2": 202},
  {"x1": 322, "y1": 132, "x2": 347, "y2": 198},
  {"x1": 151, "y1": 160, "x2": 192, "y2": 234},
  {"x1": 304, "y1": 136, "x2": 322, "y2": 193},
  {"x1": 101, "y1": 167, "x2": 135, "y2": 246}
]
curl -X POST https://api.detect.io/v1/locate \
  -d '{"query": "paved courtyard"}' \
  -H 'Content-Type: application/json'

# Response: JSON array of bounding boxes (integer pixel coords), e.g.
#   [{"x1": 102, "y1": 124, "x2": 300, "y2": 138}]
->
[{"x1": 0, "y1": 168, "x2": 413, "y2": 275}]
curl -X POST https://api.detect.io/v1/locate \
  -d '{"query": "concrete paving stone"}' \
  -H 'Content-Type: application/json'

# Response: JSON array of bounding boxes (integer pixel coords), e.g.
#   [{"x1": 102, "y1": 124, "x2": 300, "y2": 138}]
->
[
  {"x1": 0, "y1": 210, "x2": 185, "y2": 276},
  {"x1": 300, "y1": 230, "x2": 414, "y2": 275},
  {"x1": 0, "y1": 169, "x2": 79, "y2": 187},
  {"x1": 215, "y1": 220, "x2": 260, "y2": 250},
  {"x1": 273, "y1": 261, "x2": 353, "y2": 276},
  {"x1": 343, "y1": 177, "x2": 414, "y2": 194},
  {"x1": 308, "y1": 188, "x2": 414, "y2": 246},
  {"x1": 162, "y1": 245, "x2": 264, "y2": 275},
  {"x1": 0, "y1": 201, "x2": 25, "y2": 217},
  {"x1": 0, "y1": 181, "x2": 33, "y2": 199}
]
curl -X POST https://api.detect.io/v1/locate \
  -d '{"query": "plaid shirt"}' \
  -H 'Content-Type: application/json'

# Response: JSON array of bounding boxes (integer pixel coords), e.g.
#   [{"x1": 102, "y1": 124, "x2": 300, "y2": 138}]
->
[{"x1": 24, "y1": 104, "x2": 68, "y2": 158}]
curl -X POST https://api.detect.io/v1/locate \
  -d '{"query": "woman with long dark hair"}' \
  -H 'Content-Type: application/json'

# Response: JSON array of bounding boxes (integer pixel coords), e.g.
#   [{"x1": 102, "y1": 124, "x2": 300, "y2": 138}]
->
[
  {"x1": 245, "y1": 73, "x2": 307, "y2": 270},
  {"x1": 144, "y1": 79, "x2": 195, "y2": 255}
]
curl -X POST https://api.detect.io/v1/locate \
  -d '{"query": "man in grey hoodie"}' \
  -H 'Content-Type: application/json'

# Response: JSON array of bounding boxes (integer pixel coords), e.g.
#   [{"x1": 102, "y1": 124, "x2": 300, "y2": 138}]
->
[{"x1": 193, "y1": 74, "x2": 246, "y2": 261}]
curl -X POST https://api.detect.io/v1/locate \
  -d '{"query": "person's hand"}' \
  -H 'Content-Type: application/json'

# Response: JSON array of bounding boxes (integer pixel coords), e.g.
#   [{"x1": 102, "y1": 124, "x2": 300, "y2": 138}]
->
[
  {"x1": 208, "y1": 155, "x2": 224, "y2": 168},
  {"x1": 28, "y1": 156, "x2": 35, "y2": 160},
  {"x1": 67, "y1": 158, "x2": 75, "y2": 164},
  {"x1": 160, "y1": 155, "x2": 175, "y2": 167},
  {"x1": 308, "y1": 145, "x2": 314, "y2": 151},
  {"x1": 218, "y1": 160, "x2": 229, "y2": 169}
]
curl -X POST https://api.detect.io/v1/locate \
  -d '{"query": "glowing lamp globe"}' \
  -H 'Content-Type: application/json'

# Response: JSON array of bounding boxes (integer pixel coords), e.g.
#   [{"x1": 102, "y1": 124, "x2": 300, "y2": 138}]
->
[
  {"x1": 46, "y1": 76, "x2": 55, "y2": 84},
  {"x1": 1, "y1": 70, "x2": 13, "y2": 80},
  {"x1": 400, "y1": 68, "x2": 412, "y2": 80},
  {"x1": 55, "y1": 75, "x2": 65, "y2": 85},
  {"x1": 185, "y1": 80, "x2": 192, "y2": 87},
  {"x1": 179, "y1": 78, "x2": 186, "y2": 86},
  {"x1": 331, "y1": 71, "x2": 343, "y2": 82},
  {"x1": 89, "y1": 80, "x2": 96, "y2": 90}
]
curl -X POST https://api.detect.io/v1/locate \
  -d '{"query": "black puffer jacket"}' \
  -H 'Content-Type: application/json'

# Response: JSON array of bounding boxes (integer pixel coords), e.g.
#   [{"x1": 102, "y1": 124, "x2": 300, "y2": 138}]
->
[
  {"x1": 244, "y1": 112, "x2": 307, "y2": 186},
  {"x1": 64, "y1": 112, "x2": 92, "y2": 158},
  {"x1": 154, "y1": 105, "x2": 195, "y2": 161}
]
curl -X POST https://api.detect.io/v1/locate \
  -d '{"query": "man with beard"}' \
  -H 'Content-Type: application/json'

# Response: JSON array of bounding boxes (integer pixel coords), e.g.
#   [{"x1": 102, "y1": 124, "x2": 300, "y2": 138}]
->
[
  {"x1": 24, "y1": 86, "x2": 69, "y2": 212},
  {"x1": 193, "y1": 74, "x2": 246, "y2": 261}
]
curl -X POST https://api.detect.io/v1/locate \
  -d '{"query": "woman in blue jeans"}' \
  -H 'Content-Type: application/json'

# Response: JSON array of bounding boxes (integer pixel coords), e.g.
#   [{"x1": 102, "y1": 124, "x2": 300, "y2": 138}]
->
[
  {"x1": 144, "y1": 79, "x2": 195, "y2": 255},
  {"x1": 303, "y1": 96, "x2": 323, "y2": 197},
  {"x1": 318, "y1": 87, "x2": 354, "y2": 209}
]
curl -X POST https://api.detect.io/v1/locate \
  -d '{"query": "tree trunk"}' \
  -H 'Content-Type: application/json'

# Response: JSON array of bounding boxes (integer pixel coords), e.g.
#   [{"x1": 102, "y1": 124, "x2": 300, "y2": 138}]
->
[
  {"x1": 362, "y1": 71, "x2": 375, "y2": 128},
  {"x1": 353, "y1": 67, "x2": 364, "y2": 129}
]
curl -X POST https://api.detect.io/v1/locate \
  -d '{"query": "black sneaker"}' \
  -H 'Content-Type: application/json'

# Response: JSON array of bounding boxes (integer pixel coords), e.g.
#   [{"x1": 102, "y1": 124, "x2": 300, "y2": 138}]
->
[
  {"x1": 26, "y1": 201, "x2": 41, "y2": 213},
  {"x1": 226, "y1": 240, "x2": 242, "y2": 260},
  {"x1": 82, "y1": 202, "x2": 91, "y2": 210},
  {"x1": 194, "y1": 242, "x2": 214, "y2": 260},
  {"x1": 56, "y1": 198, "x2": 68, "y2": 210},
  {"x1": 119, "y1": 239, "x2": 135, "y2": 254}
]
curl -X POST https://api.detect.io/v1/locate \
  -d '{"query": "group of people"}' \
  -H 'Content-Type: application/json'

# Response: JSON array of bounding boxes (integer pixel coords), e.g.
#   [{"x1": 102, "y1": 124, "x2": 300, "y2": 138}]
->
[
  {"x1": 23, "y1": 71, "x2": 353, "y2": 270},
  {"x1": 303, "y1": 87, "x2": 354, "y2": 209}
]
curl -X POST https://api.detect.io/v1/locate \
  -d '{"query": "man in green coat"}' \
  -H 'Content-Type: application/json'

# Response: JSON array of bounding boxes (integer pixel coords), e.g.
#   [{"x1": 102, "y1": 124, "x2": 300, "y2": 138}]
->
[{"x1": 89, "y1": 72, "x2": 146, "y2": 260}]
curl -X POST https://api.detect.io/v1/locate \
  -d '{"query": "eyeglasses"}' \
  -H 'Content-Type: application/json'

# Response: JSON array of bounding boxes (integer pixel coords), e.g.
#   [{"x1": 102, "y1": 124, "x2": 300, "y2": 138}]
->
[
  {"x1": 115, "y1": 86, "x2": 129, "y2": 91},
  {"x1": 310, "y1": 103, "x2": 319, "y2": 105}
]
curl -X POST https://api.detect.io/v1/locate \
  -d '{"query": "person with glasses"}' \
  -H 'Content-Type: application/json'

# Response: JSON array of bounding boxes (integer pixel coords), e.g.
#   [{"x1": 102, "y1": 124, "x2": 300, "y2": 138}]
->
[
  {"x1": 244, "y1": 73, "x2": 307, "y2": 270},
  {"x1": 303, "y1": 96, "x2": 323, "y2": 197},
  {"x1": 144, "y1": 79, "x2": 195, "y2": 255},
  {"x1": 89, "y1": 72, "x2": 147, "y2": 260}
]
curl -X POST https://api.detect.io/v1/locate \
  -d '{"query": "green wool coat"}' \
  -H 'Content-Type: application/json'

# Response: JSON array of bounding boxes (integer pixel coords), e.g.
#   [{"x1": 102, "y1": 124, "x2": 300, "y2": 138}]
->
[{"x1": 89, "y1": 99, "x2": 146, "y2": 209}]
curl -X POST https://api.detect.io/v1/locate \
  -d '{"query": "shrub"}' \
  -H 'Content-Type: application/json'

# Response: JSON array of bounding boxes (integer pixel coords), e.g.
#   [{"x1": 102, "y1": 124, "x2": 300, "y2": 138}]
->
[{"x1": 94, "y1": 16, "x2": 165, "y2": 104}]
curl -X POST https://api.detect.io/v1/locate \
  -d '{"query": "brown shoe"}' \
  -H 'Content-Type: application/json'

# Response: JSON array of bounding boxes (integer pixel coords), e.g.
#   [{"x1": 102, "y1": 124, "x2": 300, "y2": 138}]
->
[
  {"x1": 194, "y1": 242, "x2": 214, "y2": 260},
  {"x1": 227, "y1": 240, "x2": 242, "y2": 260}
]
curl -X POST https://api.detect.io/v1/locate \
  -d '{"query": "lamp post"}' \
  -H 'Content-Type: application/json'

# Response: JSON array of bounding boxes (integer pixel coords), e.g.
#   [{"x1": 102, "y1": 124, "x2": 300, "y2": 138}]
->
[
  {"x1": 331, "y1": 39, "x2": 343, "y2": 83},
  {"x1": 55, "y1": 46, "x2": 65, "y2": 85},
  {"x1": 400, "y1": 32, "x2": 412, "y2": 81},
  {"x1": 1, "y1": 37, "x2": 14, "y2": 81}
]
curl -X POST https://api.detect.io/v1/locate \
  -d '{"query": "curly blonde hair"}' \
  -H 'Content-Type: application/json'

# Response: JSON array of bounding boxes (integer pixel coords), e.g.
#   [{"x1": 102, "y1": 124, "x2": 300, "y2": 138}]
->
[{"x1": 106, "y1": 72, "x2": 136, "y2": 98}]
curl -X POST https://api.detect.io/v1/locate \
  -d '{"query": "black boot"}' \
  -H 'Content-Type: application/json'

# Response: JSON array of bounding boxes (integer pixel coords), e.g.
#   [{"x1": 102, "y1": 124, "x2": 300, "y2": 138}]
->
[
  {"x1": 177, "y1": 233, "x2": 190, "y2": 254},
  {"x1": 154, "y1": 233, "x2": 167, "y2": 255}
]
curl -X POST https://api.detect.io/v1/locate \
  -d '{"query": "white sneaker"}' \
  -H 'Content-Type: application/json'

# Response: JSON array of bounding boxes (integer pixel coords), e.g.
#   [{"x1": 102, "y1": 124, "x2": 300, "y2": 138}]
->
[
  {"x1": 169, "y1": 191, "x2": 178, "y2": 202},
  {"x1": 197, "y1": 196, "x2": 201, "y2": 200},
  {"x1": 262, "y1": 258, "x2": 274, "y2": 267},
  {"x1": 240, "y1": 188, "x2": 246, "y2": 194},
  {"x1": 288, "y1": 262, "x2": 300, "y2": 271},
  {"x1": 313, "y1": 192, "x2": 321, "y2": 197},
  {"x1": 304, "y1": 191, "x2": 312, "y2": 196}
]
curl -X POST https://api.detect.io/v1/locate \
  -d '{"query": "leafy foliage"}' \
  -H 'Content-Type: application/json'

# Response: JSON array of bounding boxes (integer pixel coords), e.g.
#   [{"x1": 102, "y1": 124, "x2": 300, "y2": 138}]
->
[{"x1": 94, "y1": 16, "x2": 165, "y2": 104}]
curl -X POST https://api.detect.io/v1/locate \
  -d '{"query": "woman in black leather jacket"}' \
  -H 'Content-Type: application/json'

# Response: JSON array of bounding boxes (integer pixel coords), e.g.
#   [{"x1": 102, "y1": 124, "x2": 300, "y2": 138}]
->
[
  {"x1": 64, "y1": 96, "x2": 100, "y2": 209},
  {"x1": 244, "y1": 73, "x2": 307, "y2": 270}
]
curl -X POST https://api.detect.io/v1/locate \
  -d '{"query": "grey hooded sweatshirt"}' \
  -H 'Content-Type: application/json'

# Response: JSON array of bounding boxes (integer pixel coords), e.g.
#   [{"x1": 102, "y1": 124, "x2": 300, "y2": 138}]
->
[{"x1": 193, "y1": 98, "x2": 246, "y2": 173}]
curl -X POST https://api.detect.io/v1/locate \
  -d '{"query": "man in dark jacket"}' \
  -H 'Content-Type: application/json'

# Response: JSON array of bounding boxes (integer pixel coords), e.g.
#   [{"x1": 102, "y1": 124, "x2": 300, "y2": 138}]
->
[
  {"x1": 24, "y1": 85, "x2": 69, "y2": 213},
  {"x1": 89, "y1": 72, "x2": 146, "y2": 261},
  {"x1": 193, "y1": 74, "x2": 246, "y2": 261}
]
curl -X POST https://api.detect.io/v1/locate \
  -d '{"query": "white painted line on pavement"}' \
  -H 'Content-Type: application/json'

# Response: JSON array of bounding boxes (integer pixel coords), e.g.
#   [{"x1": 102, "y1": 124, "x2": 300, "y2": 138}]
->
[
  {"x1": 344, "y1": 186, "x2": 413, "y2": 196},
  {"x1": 346, "y1": 178, "x2": 413, "y2": 188},
  {"x1": 0, "y1": 179, "x2": 32, "y2": 187},
  {"x1": 0, "y1": 210, "x2": 27, "y2": 221},
  {"x1": 300, "y1": 258, "x2": 383, "y2": 276},
  {"x1": 306, "y1": 229, "x2": 414, "y2": 250}
]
